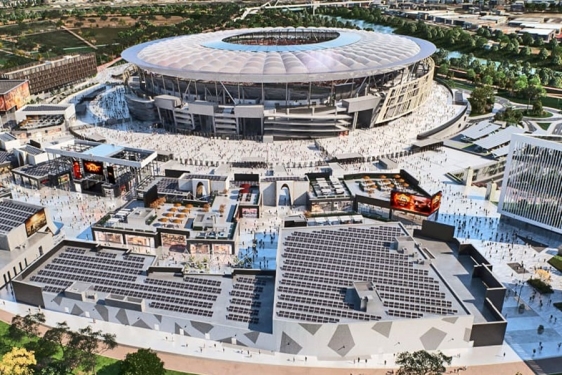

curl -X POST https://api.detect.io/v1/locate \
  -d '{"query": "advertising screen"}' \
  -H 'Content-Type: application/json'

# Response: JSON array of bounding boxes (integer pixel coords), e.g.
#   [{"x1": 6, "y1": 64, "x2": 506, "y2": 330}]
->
[
  {"x1": 95, "y1": 231, "x2": 123, "y2": 244},
  {"x1": 430, "y1": 191, "x2": 443, "y2": 215},
  {"x1": 83, "y1": 160, "x2": 104, "y2": 175},
  {"x1": 190, "y1": 243, "x2": 210, "y2": 255},
  {"x1": 0, "y1": 81, "x2": 30, "y2": 112},
  {"x1": 212, "y1": 244, "x2": 232, "y2": 255},
  {"x1": 241, "y1": 207, "x2": 258, "y2": 219},
  {"x1": 390, "y1": 191, "x2": 434, "y2": 216},
  {"x1": 72, "y1": 160, "x2": 82, "y2": 180},
  {"x1": 25, "y1": 209, "x2": 47, "y2": 237},
  {"x1": 125, "y1": 235, "x2": 154, "y2": 248},
  {"x1": 106, "y1": 166, "x2": 116, "y2": 184},
  {"x1": 161, "y1": 233, "x2": 187, "y2": 252},
  {"x1": 58, "y1": 173, "x2": 70, "y2": 185}
]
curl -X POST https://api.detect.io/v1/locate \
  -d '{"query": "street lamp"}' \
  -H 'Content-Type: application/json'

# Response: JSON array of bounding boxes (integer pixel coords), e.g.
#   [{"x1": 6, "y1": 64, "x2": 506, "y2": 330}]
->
[{"x1": 516, "y1": 281, "x2": 525, "y2": 308}]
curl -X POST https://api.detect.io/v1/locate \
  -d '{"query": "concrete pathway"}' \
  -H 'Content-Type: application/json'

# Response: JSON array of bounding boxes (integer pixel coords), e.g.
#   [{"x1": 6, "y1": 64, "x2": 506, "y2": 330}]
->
[{"x1": 0, "y1": 302, "x2": 537, "y2": 375}]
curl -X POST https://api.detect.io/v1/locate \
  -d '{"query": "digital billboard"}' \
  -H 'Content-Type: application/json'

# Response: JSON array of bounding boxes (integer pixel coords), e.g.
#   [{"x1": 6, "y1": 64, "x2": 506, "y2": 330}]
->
[
  {"x1": 83, "y1": 160, "x2": 104, "y2": 175},
  {"x1": 106, "y1": 166, "x2": 116, "y2": 184},
  {"x1": 0, "y1": 81, "x2": 30, "y2": 112},
  {"x1": 58, "y1": 173, "x2": 70, "y2": 185},
  {"x1": 125, "y1": 234, "x2": 154, "y2": 248},
  {"x1": 24, "y1": 208, "x2": 47, "y2": 237},
  {"x1": 430, "y1": 191, "x2": 443, "y2": 215},
  {"x1": 161, "y1": 233, "x2": 187, "y2": 252},
  {"x1": 241, "y1": 207, "x2": 258, "y2": 219},
  {"x1": 390, "y1": 191, "x2": 442, "y2": 216},
  {"x1": 190, "y1": 243, "x2": 210, "y2": 255},
  {"x1": 95, "y1": 231, "x2": 123, "y2": 244},
  {"x1": 212, "y1": 244, "x2": 232, "y2": 255},
  {"x1": 72, "y1": 160, "x2": 82, "y2": 180}
]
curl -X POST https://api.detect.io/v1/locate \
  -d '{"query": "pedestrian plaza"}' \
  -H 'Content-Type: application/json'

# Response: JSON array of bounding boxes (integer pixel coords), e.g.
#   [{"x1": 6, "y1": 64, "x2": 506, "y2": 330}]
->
[{"x1": 0, "y1": 64, "x2": 561, "y2": 374}]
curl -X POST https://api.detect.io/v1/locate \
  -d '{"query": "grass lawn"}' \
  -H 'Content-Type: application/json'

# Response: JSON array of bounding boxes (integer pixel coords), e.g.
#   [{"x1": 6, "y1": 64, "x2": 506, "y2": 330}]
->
[
  {"x1": 537, "y1": 122, "x2": 551, "y2": 130},
  {"x1": 0, "y1": 21, "x2": 57, "y2": 36},
  {"x1": 441, "y1": 79, "x2": 475, "y2": 91},
  {"x1": 548, "y1": 255, "x2": 562, "y2": 272},
  {"x1": 496, "y1": 90, "x2": 562, "y2": 110},
  {"x1": 78, "y1": 27, "x2": 130, "y2": 45},
  {"x1": 515, "y1": 109, "x2": 554, "y2": 118},
  {"x1": 26, "y1": 30, "x2": 88, "y2": 49},
  {"x1": 0, "y1": 50, "x2": 34, "y2": 66}
]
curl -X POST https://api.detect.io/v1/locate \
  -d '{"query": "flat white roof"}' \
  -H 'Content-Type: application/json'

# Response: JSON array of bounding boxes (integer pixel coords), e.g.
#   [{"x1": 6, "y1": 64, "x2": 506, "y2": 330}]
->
[
  {"x1": 519, "y1": 28, "x2": 556, "y2": 35},
  {"x1": 461, "y1": 121, "x2": 500, "y2": 141},
  {"x1": 474, "y1": 126, "x2": 523, "y2": 150}
]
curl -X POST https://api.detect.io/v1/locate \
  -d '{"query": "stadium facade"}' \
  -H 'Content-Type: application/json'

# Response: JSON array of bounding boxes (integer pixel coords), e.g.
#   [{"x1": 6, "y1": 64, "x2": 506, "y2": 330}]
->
[
  {"x1": 122, "y1": 27, "x2": 436, "y2": 139},
  {"x1": 498, "y1": 134, "x2": 562, "y2": 236}
]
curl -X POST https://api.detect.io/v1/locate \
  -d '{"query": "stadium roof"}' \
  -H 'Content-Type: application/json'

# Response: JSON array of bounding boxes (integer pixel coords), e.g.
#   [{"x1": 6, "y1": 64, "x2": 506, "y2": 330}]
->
[{"x1": 122, "y1": 27, "x2": 436, "y2": 83}]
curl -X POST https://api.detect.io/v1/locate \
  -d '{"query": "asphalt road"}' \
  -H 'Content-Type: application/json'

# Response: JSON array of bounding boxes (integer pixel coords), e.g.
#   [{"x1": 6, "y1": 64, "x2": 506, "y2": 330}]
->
[{"x1": 553, "y1": 122, "x2": 562, "y2": 135}]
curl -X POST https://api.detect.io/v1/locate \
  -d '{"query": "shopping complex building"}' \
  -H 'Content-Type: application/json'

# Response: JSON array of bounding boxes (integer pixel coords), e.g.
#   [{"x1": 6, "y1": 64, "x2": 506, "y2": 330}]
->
[
  {"x1": 121, "y1": 27, "x2": 436, "y2": 139},
  {"x1": 498, "y1": 134, "x2": 562, "y2": 238},
  {"x1": 11, "y1": 220, "x2": 508, "y2": 357}
]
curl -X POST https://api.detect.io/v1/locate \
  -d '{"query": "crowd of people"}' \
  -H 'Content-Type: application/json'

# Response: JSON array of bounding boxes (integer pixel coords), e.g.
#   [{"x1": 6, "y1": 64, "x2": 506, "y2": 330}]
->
[
  {"x1": 0, "y1": 175, "x2": 120, "y2": 239},
  {"x1": 84, "y1": 85, "x2": 130, "y2": 125},
  {"x1": 316, "y1": 84, "x2": 464, "y2": 159},
  {"x1": 76, "y1": 83, "x2": 462, "y2": 168}
]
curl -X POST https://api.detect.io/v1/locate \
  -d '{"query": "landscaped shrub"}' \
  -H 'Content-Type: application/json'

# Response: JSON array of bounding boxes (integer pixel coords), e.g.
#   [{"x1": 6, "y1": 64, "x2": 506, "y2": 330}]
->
[
  {"x1": 527, "y1": 278, "x2": 554, "y2": 294},
  {"x1": 548, "y1": 255, "x2": 562, "y2": 272}
]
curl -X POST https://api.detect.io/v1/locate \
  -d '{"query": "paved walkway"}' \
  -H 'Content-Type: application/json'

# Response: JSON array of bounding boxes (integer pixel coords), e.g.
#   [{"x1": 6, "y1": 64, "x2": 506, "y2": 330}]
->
[
  {"x1": 61, "y1": 26, "x2": 98, "y2": 50},
  {"x1": 0, "y1": 301, "x2": 536, "y2": 375}
]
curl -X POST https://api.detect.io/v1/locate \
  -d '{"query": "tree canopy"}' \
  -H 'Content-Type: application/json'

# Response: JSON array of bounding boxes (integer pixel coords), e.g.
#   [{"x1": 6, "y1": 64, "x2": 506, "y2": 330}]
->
[
  {"x1": 0, "y1": 347, "x2": 36, "y2": 375},
  {"x1": 468, "y1": 85, "x2": 495, "y2": 115},
  {"x1": 396, "y1": 350, "x2": 452, "y2": 375},
  {"x1": 120, "y1": 348, "x2": 166, "y2": 375}
]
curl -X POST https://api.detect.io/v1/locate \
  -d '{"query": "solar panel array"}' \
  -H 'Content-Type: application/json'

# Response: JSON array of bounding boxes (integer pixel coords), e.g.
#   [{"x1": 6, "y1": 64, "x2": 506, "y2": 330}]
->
[
  {"x1": 30, "y1": 246, "x2": 223, "y2": 318},
  {"x1": 0, "y1": 201, "x2": 41, "y2": 234},
  {"x1": 156, "y1": 178, "x2": 182, "y2": 195},
  {"x1": 225, "y1": 276, "x2": 269, "y2": 325},
  {"x1": 277, "y1": 225, "x2": 459, "y2": 323}
]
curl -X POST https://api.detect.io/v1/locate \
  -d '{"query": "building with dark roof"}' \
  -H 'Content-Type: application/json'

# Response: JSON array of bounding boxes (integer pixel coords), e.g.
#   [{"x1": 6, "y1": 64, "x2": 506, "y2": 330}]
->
[
  {"x1": 10, "y1": 219, "x2": 507, "y2": 356},
  {"x1": 0, "y1": 54, "x2": 97, "y2": 95},
  {"x1": 0, "y1": 80, "x2": 30, "y2": 112},
  {"x1": 13, "y1": 104, "x2": 76, "y2": 141},
  {"x1": 0, "y1": 198, "x2": 56, "y2": 288}
]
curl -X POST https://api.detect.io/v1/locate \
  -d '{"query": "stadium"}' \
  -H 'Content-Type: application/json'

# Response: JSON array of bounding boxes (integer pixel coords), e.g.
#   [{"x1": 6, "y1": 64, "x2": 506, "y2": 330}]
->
[{"x1": 121, "y1": 27, "x2": 436, "y2": 139}]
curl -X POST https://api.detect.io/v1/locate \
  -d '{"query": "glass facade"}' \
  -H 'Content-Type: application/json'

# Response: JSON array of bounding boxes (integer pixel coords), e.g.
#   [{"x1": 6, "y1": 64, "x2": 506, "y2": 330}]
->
[{"x1": 498, "y1": 134, "x2": 562, "y2": 234}]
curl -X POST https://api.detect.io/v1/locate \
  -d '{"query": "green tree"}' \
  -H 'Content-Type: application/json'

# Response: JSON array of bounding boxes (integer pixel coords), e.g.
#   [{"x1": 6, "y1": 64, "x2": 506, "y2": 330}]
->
[
  {"x1": 521, "y1": 33, "x2": 534, "y2": 45},
  {"x1": 495, "y1": 106, "x2": 523, "y2": 124},
  {"x1": 120, "y1": 348, "x2": 166, "y2": 375},
  {"x1": 532, "y1": 100, "x2": 543, "y2": 116},
  {"x1": 539, "y1": 48, "x2": 549, "y2": 60},
  {"x1": 482, "y1": 75, "x2": 494, "y2": 86},
  {"x1": 468, "y1": 85, "x2": 495, "y2": 115},
  {"x1": 437, "y1": 63, "x2": 449, "y2": 77},
  {"x1": 8, "y1": 312, "x2": 45, "y2": 341},
  {"x1": 69, "y1": 326, "x2": 118, "y2": 374},
  {"x1": 396, "y1": 350, "x2": 452, "y2": 375},
  {"x1": 519, "y1": 46, "x2": 531, "y2": 57},
  {"x1": 466, "y1": 68, "x2": 476, "y2": 83}
]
